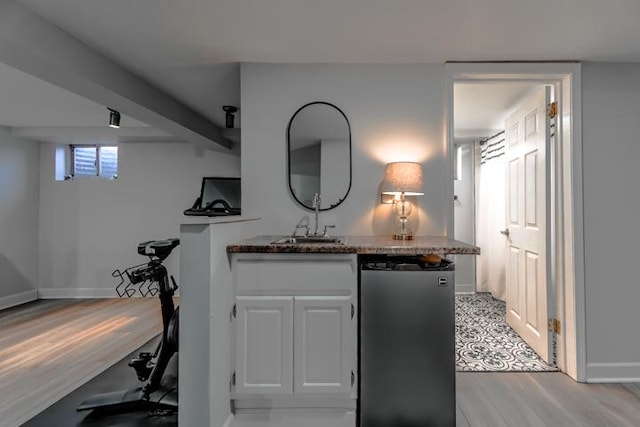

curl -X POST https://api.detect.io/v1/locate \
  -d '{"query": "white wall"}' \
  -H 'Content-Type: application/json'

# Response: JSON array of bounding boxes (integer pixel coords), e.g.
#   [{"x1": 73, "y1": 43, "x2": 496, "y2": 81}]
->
[
  {"x1": 38, "y1": 142, "x2": 240, "y2": 294},
  {"x1": 25, "y1": 61, "x2": 640, "y2": 381},
  {"x1": 241, "y1": 63, "x2": 446, "y2": 237},
  {"x1": 0, "y1": 127, "x2": 39, "y2": 302},
  {"x1": 582, "y1": 63, "x2": 640, "y2": 380},
  {"x1": 240, "y1": 62, "x2": 640, "y2": 381}
]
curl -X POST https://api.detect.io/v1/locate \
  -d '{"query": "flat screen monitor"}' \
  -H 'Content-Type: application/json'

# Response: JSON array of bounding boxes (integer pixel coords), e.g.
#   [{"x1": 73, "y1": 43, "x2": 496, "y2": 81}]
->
[{"x1": 200, "y1": 177, "x2": 241, "y2": 210}]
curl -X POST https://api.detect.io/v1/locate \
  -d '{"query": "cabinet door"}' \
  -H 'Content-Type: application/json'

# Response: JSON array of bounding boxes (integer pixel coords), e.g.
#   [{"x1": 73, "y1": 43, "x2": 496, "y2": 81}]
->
[
  {"x1": 235, "y1": 296, "x2": 294, "y2": 395},
  {"x1": 294, "y1": 296, "x2": 355, "y2": 394}
]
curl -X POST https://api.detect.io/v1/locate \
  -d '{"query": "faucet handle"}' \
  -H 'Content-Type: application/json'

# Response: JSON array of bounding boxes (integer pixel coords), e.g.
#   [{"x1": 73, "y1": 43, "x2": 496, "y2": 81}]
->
[
  {"x1": 295, "y1": 224, "x2": 310, "y2": 237},
  {"x1": 323, "y1": 225, "x2": 336, "y2": 236}
]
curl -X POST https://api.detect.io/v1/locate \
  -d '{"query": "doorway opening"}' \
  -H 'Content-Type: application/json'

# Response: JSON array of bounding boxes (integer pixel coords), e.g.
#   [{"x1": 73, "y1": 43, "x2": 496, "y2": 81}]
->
[
  {"x1": 445, "y1": 63, "x2": 585, "y2": 381},
  {"x1": 454, "y1": 82, "x2": 557, "y2": 372}
]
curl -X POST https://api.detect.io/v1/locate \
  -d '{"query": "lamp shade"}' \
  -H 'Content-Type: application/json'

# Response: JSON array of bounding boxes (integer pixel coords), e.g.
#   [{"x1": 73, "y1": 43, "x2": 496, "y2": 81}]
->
[{"x1": 381, "y1": 162, "x2": 424, "y2": 195}]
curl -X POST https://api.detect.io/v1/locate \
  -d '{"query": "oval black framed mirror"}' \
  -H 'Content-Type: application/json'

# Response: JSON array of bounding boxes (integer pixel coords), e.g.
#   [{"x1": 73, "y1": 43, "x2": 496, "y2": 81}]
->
[{"x1": 287, "y1": 102, "x2": 352, "y2": 211}]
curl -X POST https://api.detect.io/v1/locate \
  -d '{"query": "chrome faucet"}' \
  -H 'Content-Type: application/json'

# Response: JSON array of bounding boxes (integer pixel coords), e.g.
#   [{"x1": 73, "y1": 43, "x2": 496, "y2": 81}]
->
[
  {"x1": 312, "y1": 193, "x2": 321, "y2": 236},
  {"x1": 291, "y1": 193, "x2": 336, "y2": 240},
  {"x1": 310, "y1": 193, "x2": 336, "y2": 237}
]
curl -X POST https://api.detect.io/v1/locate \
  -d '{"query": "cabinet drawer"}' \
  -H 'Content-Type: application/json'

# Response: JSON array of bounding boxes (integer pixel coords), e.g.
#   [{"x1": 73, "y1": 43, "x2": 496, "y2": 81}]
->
[{"x1": 234, "y1": 254, "x2": 357, "y2": 293}]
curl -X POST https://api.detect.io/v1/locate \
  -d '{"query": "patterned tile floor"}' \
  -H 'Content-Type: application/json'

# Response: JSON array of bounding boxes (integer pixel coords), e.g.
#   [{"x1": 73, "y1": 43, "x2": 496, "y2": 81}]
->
[{"x1": 455, "y1": 292, "x2": 558, "y2": 372}]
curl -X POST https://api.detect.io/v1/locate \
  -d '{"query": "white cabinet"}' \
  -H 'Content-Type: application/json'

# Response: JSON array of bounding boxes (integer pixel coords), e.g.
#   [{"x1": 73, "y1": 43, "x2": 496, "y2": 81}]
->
[
  {"x1": 235, "y1": 296, "x2": 294, "y2": 395},
  {"x1": 231, "y1": 253, "x2": 358, "y2": 410},
  {"x1": 294, "y1": 296, "x2": 354, "y2": 394}
]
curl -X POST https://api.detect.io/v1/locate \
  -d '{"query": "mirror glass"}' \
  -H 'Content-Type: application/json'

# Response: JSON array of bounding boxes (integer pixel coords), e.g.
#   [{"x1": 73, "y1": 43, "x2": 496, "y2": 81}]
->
[{"x1": 287, "y1": 102, "x2": 351, "y2": 210}]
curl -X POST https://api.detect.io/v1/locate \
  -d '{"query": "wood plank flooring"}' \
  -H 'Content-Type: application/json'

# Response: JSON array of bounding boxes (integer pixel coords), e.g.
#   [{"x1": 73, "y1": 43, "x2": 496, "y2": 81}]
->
[
  {"x1": 0, "y1": 298, "x2": 163, "y2": 427},
  {"x1": 4, "y1": 300, "x2": 640, "y2": 427},
  {"x1": 456, "y1": 372, "x2": 640, "y2": 427}
]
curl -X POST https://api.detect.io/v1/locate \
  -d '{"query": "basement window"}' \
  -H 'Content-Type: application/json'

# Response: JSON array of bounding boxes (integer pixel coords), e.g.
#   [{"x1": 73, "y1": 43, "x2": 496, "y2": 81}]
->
[{"x1": 68, "y1": 145, "x2": 118, "y2": 180}]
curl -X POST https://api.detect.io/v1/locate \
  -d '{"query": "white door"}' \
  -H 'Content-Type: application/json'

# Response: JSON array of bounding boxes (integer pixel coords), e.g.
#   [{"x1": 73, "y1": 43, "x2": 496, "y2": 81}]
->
[
  {"x1": 235, "y1": 296, "x2": 294, "y2": 395},
  {"x1": 504, "y1": 86, "x2": 552, "y2": 363},
  {"x1": 293, "y1": 296, "x2": 355, "y2": 394}
]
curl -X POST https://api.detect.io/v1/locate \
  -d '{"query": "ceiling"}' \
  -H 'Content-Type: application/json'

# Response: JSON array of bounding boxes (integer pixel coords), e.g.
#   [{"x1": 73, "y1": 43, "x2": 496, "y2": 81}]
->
[
  {"x1": 454, "y1": 83, "x2": 537, "y2": 137},
  {"x1": 0, "y1": 63, "x2": 147, "y2": 128},
  {"x1": 0, "y1": 62, "x2": 180, "y2": 144},
  {"x1": 19, "y1": 0, "x2": 640, "y2": 66},
  {"x1": 4, "y1": 0, "x2": 640, "y2": 140}
]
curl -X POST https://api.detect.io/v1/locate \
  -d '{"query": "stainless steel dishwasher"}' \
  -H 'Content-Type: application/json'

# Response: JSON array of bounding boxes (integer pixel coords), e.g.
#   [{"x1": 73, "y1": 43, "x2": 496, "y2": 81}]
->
[{"x1": 360, "y1": 256, "x2": 455, "y2": 427}]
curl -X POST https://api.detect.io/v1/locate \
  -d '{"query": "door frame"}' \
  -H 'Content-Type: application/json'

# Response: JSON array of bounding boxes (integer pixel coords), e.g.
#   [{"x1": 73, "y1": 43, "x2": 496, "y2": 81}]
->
[
  {"x1": 452, "y1": 138, "x2": 477, "y2": 294},
  {"x1": 444, "y1": 62, "x2": 585, "y2": 382}
]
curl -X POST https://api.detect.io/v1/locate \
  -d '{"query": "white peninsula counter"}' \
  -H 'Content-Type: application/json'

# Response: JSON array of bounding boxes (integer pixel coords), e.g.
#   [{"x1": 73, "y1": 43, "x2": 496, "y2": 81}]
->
[{"x1": 179, "y1": 217, "x2": 260, "y2": 427}]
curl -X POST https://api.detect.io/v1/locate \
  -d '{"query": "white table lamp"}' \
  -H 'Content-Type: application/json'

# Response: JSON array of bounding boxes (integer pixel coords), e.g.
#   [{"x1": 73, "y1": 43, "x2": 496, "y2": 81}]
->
[{"x1": 382, "y1": 162, "x2": 424, "y2": 240}]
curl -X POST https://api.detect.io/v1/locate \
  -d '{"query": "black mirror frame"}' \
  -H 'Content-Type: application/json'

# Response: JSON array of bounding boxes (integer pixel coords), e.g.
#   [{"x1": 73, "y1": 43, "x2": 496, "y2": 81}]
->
[{"x1": 287, "y1": 101, "x2": 352, "y2": 211}]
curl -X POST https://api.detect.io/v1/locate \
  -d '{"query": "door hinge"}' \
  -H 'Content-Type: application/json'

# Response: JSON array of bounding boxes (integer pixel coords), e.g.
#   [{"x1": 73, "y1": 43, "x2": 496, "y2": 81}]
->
[
  {"x1": 351, "y1": 303, "x2": 355, "y2": 319},
  {"x1": 231, "y1": 371, "x2": 236, "y2": 386},
  {"x1": 548, "y1": 318, "x2": 561, "y2": 334},
  {"x1": 230, "y1": 303, "x2": 236, "y2": 321},
  {"x1": 547, "y1": 101, "x2": 558, "y2": 119},
  {"x1": 351, "y1": 370, "x2": 355, "y2": 387}
]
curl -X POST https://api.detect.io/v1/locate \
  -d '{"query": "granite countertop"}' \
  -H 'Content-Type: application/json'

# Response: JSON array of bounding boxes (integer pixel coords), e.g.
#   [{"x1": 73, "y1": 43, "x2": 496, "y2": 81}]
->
[{"x1": 227, "y1": 235, "x2": 480, "y2": 255}]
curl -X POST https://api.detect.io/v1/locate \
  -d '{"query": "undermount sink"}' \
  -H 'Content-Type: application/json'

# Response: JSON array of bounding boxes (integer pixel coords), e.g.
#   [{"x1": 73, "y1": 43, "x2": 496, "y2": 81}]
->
[{"x1": 271, "y1": 236, "x2": 345, "y2": 245}]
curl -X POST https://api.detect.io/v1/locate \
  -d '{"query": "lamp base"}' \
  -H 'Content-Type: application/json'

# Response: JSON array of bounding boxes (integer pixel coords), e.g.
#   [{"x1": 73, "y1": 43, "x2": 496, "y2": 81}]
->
[{"x1": 393, "y1": 233, "x2": 414, "y2": 241}]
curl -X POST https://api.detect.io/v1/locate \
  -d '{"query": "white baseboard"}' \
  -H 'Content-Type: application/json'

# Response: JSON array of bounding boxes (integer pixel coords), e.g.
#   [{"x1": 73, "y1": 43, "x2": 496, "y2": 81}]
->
[
  {"x1": 586, "y1": 362, "x2": 640, "y2": 383},
  {"x1": 37, "y1": 288, "x2": 176, "y2": 299},
  {"x1": 2, "y1": 288, "x2": 164, "y2": 302},
  {"x1": 37, "y1": 288, "x2": 121, "y2": 299},
  {"x1": 0, "y1": 289, "x2": 38, "y2": 311},
  {"x1": 455, "y1": 283, "x2": 476, "y2": 294}
]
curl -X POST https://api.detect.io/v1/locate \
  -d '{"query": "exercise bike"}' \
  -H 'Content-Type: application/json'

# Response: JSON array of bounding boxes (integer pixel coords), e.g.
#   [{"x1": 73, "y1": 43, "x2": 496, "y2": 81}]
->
[{"x1": 77, "y1": 238, "x2": 180, "y2": 414}]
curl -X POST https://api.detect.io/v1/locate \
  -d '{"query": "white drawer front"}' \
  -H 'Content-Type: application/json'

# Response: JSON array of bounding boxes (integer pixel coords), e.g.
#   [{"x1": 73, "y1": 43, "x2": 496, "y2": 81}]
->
[{"x1": 234, "y1": 254, "x2": 357, "y2": 293}]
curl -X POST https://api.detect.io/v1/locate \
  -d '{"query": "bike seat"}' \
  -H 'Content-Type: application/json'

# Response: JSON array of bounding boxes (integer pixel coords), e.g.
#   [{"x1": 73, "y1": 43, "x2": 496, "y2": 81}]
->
[{"x1": 138, "y1": 238, "x2": 180, "y2": 260}]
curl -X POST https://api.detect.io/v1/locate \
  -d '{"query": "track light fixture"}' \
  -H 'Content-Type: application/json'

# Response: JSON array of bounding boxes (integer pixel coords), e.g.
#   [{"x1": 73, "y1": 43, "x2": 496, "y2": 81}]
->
[
  {"x1": 222, "y1": 105, "x2": 238, "y2": 128},
  {"x1": 107, "y1": 108, "x2": 121, "y2": 128}
]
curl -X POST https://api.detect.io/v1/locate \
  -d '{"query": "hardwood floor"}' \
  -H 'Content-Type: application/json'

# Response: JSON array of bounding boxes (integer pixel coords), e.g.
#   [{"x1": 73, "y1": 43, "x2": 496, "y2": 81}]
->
[
  {"x1": 4, "y1": 299, "x2": 640, "y2": 427},
  {"x1": 456, "y1": 372, "x2": 640, "y2": 427},
  {"x1": 0, "y1": 298, "x2": 163, "y2": 427}
]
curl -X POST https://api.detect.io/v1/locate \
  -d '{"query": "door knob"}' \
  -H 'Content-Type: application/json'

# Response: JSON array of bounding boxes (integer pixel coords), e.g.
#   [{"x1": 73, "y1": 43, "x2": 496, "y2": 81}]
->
[{"x1": 500, "y1": 229, "x2": 510, "y2": 237}]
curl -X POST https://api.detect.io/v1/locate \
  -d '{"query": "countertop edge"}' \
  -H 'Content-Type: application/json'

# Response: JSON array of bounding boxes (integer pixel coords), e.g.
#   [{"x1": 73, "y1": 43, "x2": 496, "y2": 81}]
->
[{"x1": 226, "y1": 236, "x2": 480, "y2": 255}]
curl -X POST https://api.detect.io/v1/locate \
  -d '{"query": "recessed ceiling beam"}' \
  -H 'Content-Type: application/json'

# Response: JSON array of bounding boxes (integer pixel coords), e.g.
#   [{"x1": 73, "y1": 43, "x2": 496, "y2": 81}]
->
[
  {"x1": 0, "y1": 0, "x2": 232, "y2": 151},
  {"x1": 10, "y1": 126, "x2": 182, "y2": 144}
]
